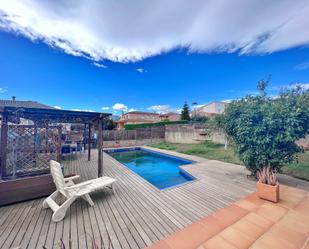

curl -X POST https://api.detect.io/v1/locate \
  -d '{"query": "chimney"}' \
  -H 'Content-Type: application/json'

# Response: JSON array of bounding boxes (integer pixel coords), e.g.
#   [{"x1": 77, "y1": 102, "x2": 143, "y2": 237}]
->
[{"x1": 12, "y1": 96, "x2": 16, "y2": 101}]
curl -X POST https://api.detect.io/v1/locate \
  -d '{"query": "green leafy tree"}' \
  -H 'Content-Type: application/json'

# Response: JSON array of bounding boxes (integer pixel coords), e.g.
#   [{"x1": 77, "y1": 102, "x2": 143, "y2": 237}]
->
[
  {"x1": 181, "y1": 102, "x2": 191, "y2": 121},
  {"x1": 104, "y1": 118, "x2": 116, "y2": 130},
  {"x1": 219, "y1": 79, "x2": 309, "y2": 176}
]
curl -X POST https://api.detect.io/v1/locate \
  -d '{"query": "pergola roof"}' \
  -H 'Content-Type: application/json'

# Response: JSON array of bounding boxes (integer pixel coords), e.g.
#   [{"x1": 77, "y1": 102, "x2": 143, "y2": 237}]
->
[{"x1": 0, "y1": 106, "x2": 111, "y2": 124}]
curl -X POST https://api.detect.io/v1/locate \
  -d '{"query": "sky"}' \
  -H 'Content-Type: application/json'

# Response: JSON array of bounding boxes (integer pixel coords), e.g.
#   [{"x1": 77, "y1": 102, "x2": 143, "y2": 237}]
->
[{"x1": 0, "y1": 0, "x2": 309, "y2": 114}]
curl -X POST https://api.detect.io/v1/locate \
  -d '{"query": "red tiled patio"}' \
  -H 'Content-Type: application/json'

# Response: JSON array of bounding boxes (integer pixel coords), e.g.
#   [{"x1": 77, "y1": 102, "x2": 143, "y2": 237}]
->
[{"x1": 147, "y1": 185, "x2": 309, "y2": 249}]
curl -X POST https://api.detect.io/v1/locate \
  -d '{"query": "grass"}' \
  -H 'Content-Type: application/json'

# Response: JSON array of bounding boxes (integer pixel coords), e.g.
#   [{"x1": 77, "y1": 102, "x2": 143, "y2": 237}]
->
[
  {"x1": 150, "y1": 141, "x2": 242, "y2": 165},
  {"x1": 150, "y1": 141, "x2": 309, "y2": 181}
]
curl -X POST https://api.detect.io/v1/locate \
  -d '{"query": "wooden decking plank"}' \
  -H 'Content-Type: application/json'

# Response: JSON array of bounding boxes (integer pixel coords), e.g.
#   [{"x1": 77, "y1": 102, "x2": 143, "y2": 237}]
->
[
  {"x1": 108, "y1": 190, "x2": 148, "y2": 248},
  {"x1": 43, "y1": 209, "x2": 57, "y2": 249},
  {"x1": 35, "y1": 208, "x2": 52, "y2": 248},
  {"x1": 101, "y1": 195, "x2": 131, "y2": 249},
  {"x1": 61, "y1": 205, "x2": 72, "y2": 249},
  {"x1": 0, "y1": 202, "x2": 24, "y2": 239},
  {"x1": 95, "y1": 195, "x2": 123, "y2": 249},
  {"x1": 91, "y1": 198, "x2": 114, "y2": 249},
  {"x1": 1, "y1": 200, "x2": 36, "y2": 249},
  {"x1": 105, "y1": 194, "x2": 140, "y2": 249},
  {"x1": 76, "y1": 199, "x2": 87, "y2": 249},
  {"x1": 104, "y1": 163, "x2": 172, "y2": 238},
  {"x1": 0, "y1": 148, "x2": 271, "y2": 248},
  {"x1": 0, "y1": 201, "x2": 31, "y2": 248},
  {"x1": 9, "y1": 199, "x2": 41, "y2": 248},
  {"x1": 53, "y1": 215, "x2": 65, "y2": 248},
  {"x1": 0, "y1": 205, "x2": 13, "y2": 227},
  {"x1": 69, "y1": 202, "x2": 79, "y2": 249},
  {"x1": 110, "y1": 186, "x2": 159, "y2": 244},
  {"x1": 23, "y1": 206, "x2": 48, "y2": 249}
]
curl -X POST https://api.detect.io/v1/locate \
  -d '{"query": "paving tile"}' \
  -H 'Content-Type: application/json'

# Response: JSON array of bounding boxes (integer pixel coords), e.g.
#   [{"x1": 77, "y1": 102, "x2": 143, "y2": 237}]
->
[
  {"x1": 250, "y1": 238, "x2": 295, "y2": 249},
  {"x1": 219, "y1": 226, "x2": 255, "y2": 249},
  {"x1": 243, "y1": 193, "x2": 265, "y2": 206},
  {"x1": 213, "y1": 204, "x2": 249, "y2": 227},
  {"x1": 254, "y1": 203, "x2": 288, "y2": 222},
  {"x1": 231, "y1": 217, "x2": 265, "y2": 239},
  {"x1": 303, "y1": 240, "x2": 309, "y2": 249},
  {"x1": 234, "y1": 199, "x2": 259, "y2": 211},
  {"x1": 275, "y1": 187, "x2": 307, "y2": 209},
  {"x1": 243, "y1": 212, "x2": 273, "y2": 230},
  {"x1": 164, "y1": 222, "x2": 210, "y2": 249},
  {"x1": 147, "y1": 187, "x2": 309, "y2": 249},
  {"x1": 269, "y1": 224, "x2": 307, "y2": 248},
  {"x1": 277, "y1": 212, "x2": 309, "y2": 237},
  {"x1": 202, "y1": 235, "x2": 239, "y2": 249},
  {"x1": 288, "y1": 209, "x2": 309, "y2": 225},
  {"x1": 146, "y1": 240, "x2": 171, "y2": 249},
  {"x1": 294, "y1": 196, "x2": 309, "y2": 214},
  {"x1": 283, "y1": 186, "x2": 307, "y2": 197},
  {"x1": 198, "y1": 215, "x2": 227, "y2": 236}
]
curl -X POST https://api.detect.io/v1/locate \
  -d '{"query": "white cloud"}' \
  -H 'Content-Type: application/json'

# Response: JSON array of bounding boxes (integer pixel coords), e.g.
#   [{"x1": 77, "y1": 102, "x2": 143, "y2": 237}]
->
[
  {"x1": 93, "y1": 62, "x2": 108, "y2": 68},
  {"x1": 112, "y1": 103, "x2": 128, "y2": 111},
  {"x1": 136, "y1": 68, "x2": 146, "y2": 73},
  {"x1": 71, "y1": 108, "x2": 94, "y2": 112},
  {"x1": 221, "y1": 99, "x2": 232, "y2": 103},
  {"x1": 0, "y1": 87, "x2": 7, "y2": 93},
  {"x1": 294, "y1": 62, "x2": 309, "y2": 71},
  {"x1": 1, "y1": 1, "x2": 309, "y2": 63},
  {"x1": 53, "y1": 105, "x2": 62, "y2": 109},
  {"x1": 101, "y1": 106, "x2": 110, "y2": 110},
  {"x1": 128, "y1": 108, "x2": 137, "y2": 112},
  {"x1": 289, "y1": 83, "x2": 309, "y2": 90},
  {"x1": 193, "y1": 104, "x2": 204, "y2": 109},
  {"x1": 270, "y1": 83, "x2": 309, "y2": 91},
  {"x1": 148, "y1": 105, "x2": 172, "y2": 114}
]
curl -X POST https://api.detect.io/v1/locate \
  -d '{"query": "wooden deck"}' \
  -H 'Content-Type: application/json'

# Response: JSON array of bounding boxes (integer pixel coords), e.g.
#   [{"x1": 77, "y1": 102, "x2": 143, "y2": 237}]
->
[{"x1": 0, "y1": 147, "x2": 308, "y2": 249}]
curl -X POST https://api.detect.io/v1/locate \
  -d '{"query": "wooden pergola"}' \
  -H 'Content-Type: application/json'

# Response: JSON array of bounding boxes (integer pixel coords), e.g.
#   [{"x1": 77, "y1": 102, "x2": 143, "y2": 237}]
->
[{"x1": 0, "y1": 106, "x2": 111, "y2": 205}]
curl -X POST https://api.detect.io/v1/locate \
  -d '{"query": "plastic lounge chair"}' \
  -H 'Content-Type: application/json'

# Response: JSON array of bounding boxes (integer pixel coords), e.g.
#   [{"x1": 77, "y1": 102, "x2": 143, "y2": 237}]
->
[{"x1": 43, "y1": 160, "x2": 116, "y2": 222}]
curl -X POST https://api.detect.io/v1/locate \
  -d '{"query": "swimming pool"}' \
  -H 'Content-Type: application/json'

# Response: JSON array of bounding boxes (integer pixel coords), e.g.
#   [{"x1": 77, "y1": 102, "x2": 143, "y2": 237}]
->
[{"x1": 106, "y1": 148, "x2": 195, "y2": 190}]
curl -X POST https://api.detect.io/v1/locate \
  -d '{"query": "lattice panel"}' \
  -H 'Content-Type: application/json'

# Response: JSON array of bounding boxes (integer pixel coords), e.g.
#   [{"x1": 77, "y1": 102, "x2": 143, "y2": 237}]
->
[{"x1": 5, "y1": 125, "x2": 60, "y2": 177}]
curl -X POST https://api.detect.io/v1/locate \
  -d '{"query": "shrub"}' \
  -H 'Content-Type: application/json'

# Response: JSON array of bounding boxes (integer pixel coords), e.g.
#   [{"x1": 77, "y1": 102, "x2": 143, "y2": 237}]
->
[
  {"x1": 219, "y1": 79, "x2": 309, "y2": 176},
  {"x1": 124, "y1": 120, "x2": 188, "y2": 130}
]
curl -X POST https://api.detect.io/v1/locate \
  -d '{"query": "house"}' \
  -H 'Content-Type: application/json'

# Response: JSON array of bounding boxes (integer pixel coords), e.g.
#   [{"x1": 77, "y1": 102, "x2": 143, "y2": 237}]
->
[
  {"x1": 195, "y1": 101, "x2": 229, "y2": 117},
  {"x1": 116, "y1": 111, "x2": 161, "y2": 129},
  {"x1": 0, "y1": 97, "x2": 55, "y2": 125},
  {"x1": 0, "y1": 97, "x2": 55, "y2": 110},
  {"x1": 159, "y1": 112, "x2": 181, "y2": 121}
]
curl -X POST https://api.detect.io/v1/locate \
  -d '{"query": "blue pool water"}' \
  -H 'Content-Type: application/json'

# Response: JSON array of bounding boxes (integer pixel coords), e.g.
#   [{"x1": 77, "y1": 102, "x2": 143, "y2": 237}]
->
[{"x1": 106, "y1": 148, "x2": 195, "y2": 190}]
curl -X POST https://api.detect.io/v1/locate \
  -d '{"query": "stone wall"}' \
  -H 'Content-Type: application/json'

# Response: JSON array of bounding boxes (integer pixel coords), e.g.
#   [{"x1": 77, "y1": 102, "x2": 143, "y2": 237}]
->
[
  {"x1": 297, "y1": 135, "x2": 309, "y2": 150},
  {"x1": 165, "y1": 124, "x2": 227, "y2": 144}
]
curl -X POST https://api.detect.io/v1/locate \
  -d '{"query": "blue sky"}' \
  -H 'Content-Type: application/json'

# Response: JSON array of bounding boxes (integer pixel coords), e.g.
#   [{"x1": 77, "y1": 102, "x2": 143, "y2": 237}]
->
[{"x1": 0, "y1": 1, "x2": 309, "y2": 114}]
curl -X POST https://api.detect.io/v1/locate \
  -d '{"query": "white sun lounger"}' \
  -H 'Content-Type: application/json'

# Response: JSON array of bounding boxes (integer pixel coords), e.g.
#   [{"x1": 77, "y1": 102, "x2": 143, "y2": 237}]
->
[{"x1": 43, "y1": 160, "x2": 116, "y2": 222}]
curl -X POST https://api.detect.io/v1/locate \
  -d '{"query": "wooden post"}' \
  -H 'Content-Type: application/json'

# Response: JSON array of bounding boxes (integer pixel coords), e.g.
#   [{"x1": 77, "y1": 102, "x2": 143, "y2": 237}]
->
[
  {"x1": 0, "y1": 114, "x2": 8, "y2": 179},
  {"x1": 98, "y1": 117, "x2": 103, "y2": 177},
  {"x1": 88, "y1": 123, "x2": 91, "y2": 161},
  {"x1": 33, "y1": 123, "x2": 37, "y2": 169},
  {"x1": 57, "y1": 125, "x2": 62, "y2": 162},
  {"x1": 83, "y1": 123, "x2": 87, "y2": 153}
]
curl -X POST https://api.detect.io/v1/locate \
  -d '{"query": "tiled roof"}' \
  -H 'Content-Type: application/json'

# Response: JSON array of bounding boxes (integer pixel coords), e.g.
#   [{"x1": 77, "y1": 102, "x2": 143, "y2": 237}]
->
[
  {"x1": 116, "y1": 119, "x2": 158, "y2": 123},
  {"x1": 159, "y1": 112, "x2": 179, "y2": 116},
  {"x1": 125, "y1": 111, "x2": 159, "y2": 115},
  {"x1": 0, "y1": 99, "x2": 55, "y2": 109}
]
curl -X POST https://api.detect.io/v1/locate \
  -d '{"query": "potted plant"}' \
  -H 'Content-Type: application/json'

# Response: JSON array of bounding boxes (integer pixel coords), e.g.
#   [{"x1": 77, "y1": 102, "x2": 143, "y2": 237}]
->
[{"x1": 256, "y1": 167, "x2": 279, "y2": 203}]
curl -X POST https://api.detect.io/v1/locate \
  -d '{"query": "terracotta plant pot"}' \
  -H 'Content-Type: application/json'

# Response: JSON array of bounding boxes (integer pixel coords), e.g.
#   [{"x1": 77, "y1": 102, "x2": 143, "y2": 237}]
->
[{"x1": 256, "y1": 182, "x2": 280, "y2": 203}]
